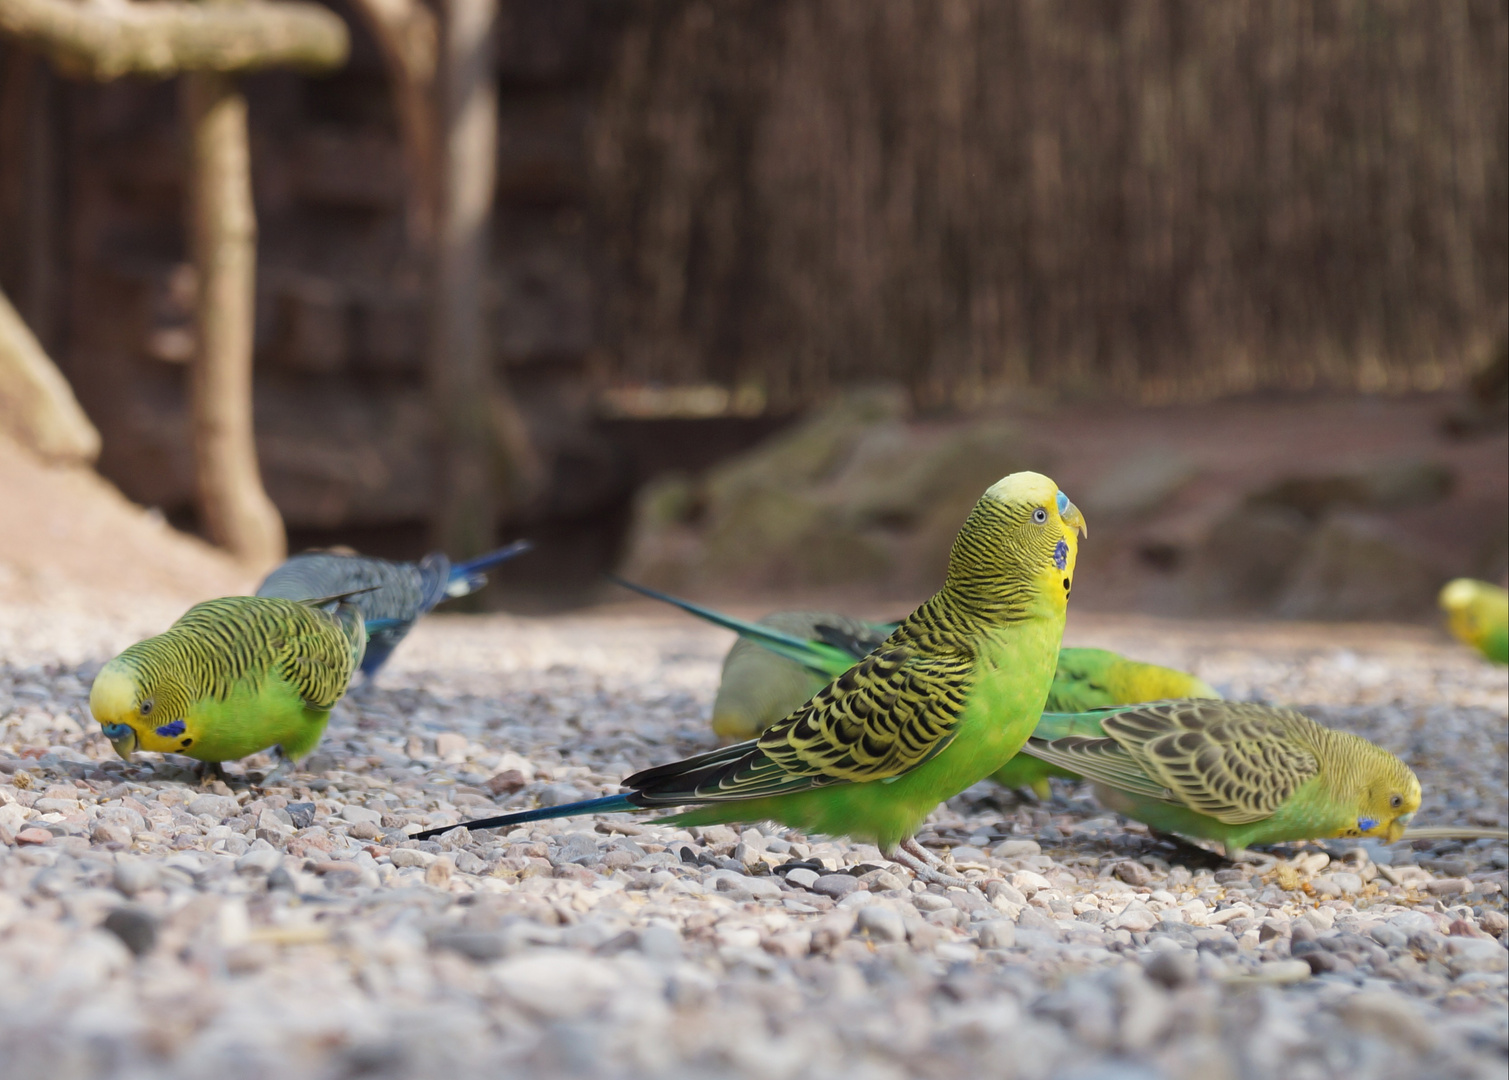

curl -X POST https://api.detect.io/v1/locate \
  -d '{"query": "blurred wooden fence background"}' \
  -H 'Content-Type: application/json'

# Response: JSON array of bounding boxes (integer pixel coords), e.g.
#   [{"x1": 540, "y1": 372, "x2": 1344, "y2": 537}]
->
[{"x1": 594, "y1": 0, "x2": 1508, "y2": 406}]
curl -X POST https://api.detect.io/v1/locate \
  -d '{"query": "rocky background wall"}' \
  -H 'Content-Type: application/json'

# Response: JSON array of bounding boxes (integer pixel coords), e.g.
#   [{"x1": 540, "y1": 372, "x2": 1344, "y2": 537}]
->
[{"x1": 0, "y1": 0, "x2": 1504, "y2": 613}]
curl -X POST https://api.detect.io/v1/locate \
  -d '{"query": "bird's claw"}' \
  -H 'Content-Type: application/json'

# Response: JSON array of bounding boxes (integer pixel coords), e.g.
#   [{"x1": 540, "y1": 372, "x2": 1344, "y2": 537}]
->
[{"x1": 891, "y1": 838, "x2": 977, "y2": 890}]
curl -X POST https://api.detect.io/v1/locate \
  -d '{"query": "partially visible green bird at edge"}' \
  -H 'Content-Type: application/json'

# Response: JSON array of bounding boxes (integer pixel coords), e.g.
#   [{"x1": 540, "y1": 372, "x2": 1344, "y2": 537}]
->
[
  {"x1": 418, "y1": 472, "x2": 1087, "y2": 886},
  {"x1": 90, "y1": 595, "x2": 369, "y2": 770},
  {"x1": 1439, "y1": 578, "x2": 1509, "y2": 664}
]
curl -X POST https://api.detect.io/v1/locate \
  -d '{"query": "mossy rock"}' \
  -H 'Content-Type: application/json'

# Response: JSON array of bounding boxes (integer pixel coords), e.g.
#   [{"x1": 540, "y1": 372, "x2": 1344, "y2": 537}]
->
[
  {"x1": 843, "y1": 421, "x2": 1034, "y2": 530},
  {"x1": 700, "y1": 485, "x2": 891, "y2": 587}
]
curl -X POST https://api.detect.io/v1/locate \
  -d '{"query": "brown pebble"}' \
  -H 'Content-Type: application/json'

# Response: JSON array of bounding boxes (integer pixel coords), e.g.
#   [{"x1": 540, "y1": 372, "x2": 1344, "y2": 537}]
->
[
  {"x1": 1114, "y1": 861, "x2": 1152, "y2": 887},
  {"x1": 486, "y1": 770, "x2": 528, "y2": 796},
  {"x1": 15, "y1": 827, "x2": 51, "y2": 846},
  {"x1": 1448, "y1": 918, "x2": 1492, "y2": 940},
  {"x1": 425, "y1": 858, "x2": 454, "y2": 888}
]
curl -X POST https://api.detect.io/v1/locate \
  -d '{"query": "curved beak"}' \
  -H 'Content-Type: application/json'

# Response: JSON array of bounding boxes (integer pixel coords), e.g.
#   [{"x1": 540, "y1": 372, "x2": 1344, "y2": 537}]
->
[
  {"x1": 1380, "y1": 812, "x2": 1413, "y2": 844},
  {"x1": 1060, "y1": 498, "x2": 1087, "y2": 538},
  {"x1": 101, "y1": 723, "x2": 138, "y2": 762}
]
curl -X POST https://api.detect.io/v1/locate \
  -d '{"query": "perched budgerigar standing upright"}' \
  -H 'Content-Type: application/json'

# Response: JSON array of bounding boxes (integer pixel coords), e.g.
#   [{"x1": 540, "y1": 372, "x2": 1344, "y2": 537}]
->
[
  {"x1": 1438, "y1": 578, "x2": 1509, "y2": 664},
  {"x1": 90, "y1": 595, "x2": 367, "y2": 771},
  {"x1": 609, "y1": 577, "x2": 1218, "y2": 799},
  {"x1": 421, "y1": 472, "x2": 1085, "y2": 885},
  {"x1": 991, "y1": 646, "x2": 1221, "y2": 797},
  {"x1": 1020, "y1": 699, "x2": 1421, "y2": 857},
  {"x1": 257, "y1": 540, "x2": 530, "y2": 676}
]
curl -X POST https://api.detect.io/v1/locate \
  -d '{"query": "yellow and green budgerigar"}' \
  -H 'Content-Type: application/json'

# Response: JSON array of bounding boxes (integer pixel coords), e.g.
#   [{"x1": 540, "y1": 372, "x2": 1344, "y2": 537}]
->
[
  {"x1": 1439, "y1": 578, "x2": 1508, "y2": 664},
  {"x1": 90, "y1": 595, "x2": 369, "y2": 770},
  {"x1": 420, "y1": 472, "x2": 1086, "y2": 885},
  {"x1": 1020, "y1": 699, "x2": 1421, "y2": 857},
  {"x1": 609, "y1": 578, "x2": 1218, "y2": 798}
]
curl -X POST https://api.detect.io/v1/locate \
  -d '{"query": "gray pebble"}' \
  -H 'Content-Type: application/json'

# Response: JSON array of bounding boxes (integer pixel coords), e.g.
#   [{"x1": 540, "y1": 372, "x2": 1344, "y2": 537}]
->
[
  {"x1": 235, "y1": 847, "x2": 283, "y2": 875},
  {"x1": 431, "y1": 931, "x2": 507, "y2": 963},
  {"x1": 637, "y1": 925, "x2": 683, "y2": 961},
  {"x1": 1143, "y1": 948, "x2": 1198, "y2": 988},
  {"x1": 977, "y1": 920, "x2": 1016, "y2": 949},
  {"x1": 856, "y1": 906, "x2": 906, "y2": 943},
  {"x1": 112, "y1": 860, "x2": 159, "y2": 897},
  {"x1": 102, "y1": 907, "x2": 157, "y2": 957},
  {"x1": 784, "y1": 867, "x2": 819, "y2": 889},
  {"x1": 811, "y1": 873, "x2": 860, "y2": 900}
]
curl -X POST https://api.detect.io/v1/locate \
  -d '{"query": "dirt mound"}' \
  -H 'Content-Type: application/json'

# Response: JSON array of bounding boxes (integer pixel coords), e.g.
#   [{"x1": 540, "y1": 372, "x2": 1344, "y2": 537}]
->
[{"x1": 0, "y1": 434, "x2": 251, "y2": 634}]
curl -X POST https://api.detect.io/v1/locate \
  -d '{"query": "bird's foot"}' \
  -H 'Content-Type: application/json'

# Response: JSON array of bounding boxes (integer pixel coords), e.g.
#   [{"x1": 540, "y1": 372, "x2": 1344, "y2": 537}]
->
[
  {"x1": 255, "y1": 748, "x2": 293, "y2": 789},
  {"x1": 891, "y1": 838, "x2": 976, "y2": 889},
  {"x1": 1225, "y1": 847, "x2": 1277, "y2": 871},
  {"x1": 890, "y1": 847, "x2": 975, "y2": 889},
  {"x1": 196, "y1": 761, "x2": 228, "y2": 787}
]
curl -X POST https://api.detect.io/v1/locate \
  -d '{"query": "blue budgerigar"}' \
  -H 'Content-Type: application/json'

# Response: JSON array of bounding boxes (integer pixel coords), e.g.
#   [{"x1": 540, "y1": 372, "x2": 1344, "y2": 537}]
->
[{"x1": 256, "y1": 540, "x2": 531, "y2": 676}]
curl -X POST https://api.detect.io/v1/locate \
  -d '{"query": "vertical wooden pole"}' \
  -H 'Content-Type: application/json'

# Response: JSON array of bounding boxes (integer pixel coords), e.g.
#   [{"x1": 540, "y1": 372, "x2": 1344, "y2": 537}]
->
[
  {"x1": 428, "y1": 0, "x2": 499, "y2": 559},
  {"x1": 183, "y1": 70, "x2": 285, "y2": 568}
]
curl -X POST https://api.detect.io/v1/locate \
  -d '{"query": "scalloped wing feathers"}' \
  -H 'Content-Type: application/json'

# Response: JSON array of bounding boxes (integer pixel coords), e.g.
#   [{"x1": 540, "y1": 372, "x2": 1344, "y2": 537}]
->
[{"x1": 1028, "y1": 700, "x2": 1323, "y2": 824}]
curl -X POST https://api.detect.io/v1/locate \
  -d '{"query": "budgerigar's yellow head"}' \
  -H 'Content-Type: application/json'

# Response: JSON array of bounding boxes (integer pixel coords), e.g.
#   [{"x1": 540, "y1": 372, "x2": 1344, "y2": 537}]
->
[
  {"x1": 1439, "y1": 578, "x2": 1508, "y2": 655},
  {"x1": 1330, "y1": 733, "x2": 1422, "y2": 844},
  {"x1": 90, "y1": 661, "x2": 146, "y2": 760},
  {"x1": 948, "y1": 471, "x2": 1086, "y2": 617},
  {"x1": 90, "y1": 650, "x2": 193, "y2": 761}
]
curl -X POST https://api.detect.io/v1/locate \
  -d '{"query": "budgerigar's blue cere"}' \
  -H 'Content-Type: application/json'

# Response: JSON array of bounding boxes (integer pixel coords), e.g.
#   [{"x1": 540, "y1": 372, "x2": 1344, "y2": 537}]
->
[{"x1": 1056, "y1": 490, "x2": 1070, "y2": 517}]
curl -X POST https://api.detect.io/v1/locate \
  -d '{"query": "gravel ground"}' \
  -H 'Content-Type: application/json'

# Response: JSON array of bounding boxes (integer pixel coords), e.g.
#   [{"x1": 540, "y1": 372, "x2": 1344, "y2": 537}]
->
[{"x1": 0, "y1": 605, "x2": 1505, "y2": 1080}]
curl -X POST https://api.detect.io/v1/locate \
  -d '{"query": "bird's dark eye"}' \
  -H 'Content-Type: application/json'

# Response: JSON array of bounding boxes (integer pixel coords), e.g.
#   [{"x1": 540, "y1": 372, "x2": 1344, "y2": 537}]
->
[
  {"x1": 1389, "y1": 794, "x2": 1402, "y2": 808},
  {"x1": 140, "y1": 699, "x2": 154, "y2": 716},
  {"x1": 1032, "y1": 508, "x2": 1047, "y2": 524}
]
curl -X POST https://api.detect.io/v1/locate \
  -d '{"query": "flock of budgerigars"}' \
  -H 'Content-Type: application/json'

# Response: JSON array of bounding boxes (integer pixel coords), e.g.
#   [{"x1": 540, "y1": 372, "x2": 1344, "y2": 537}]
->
[{"x1": 87, "y1": 472, "x2": 1509, "y2": 886}]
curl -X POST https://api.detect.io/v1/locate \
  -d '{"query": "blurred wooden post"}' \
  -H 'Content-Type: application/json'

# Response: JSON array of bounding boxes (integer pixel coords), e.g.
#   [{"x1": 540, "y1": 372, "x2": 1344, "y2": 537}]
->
[
  {"x1": 184, "y1": 70, "x2": 284, "y2": 568},
  {"x1": 428, "y1": 0, "x2": 500, "y2": 560},
  {"x1": 345, "y1": 0, "x2": 438, "y2": 245},
  {"x1": 0, "y1": 0, "x2": 346, "y2": 567}
]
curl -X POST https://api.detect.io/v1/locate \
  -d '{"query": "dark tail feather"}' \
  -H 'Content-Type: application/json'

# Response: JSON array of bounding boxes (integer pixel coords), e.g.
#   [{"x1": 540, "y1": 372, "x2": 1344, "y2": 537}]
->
[
  {"x1": 412, "y1": 793, "x2": 638, "y2": 840},
  {"x1": 298, "y1": 586, "x2": 382, "y2": 610},
  {"x1": 446, "y1": 540, "x2": 533, "y2": 598}
]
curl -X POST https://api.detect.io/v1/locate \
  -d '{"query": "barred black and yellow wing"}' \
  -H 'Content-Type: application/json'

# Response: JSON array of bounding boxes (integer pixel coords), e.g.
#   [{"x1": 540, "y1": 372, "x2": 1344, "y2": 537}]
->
[
  {"x1": 1028, "y1": 700, "x2": 1323, "y2": 824},
  {"x1": 162, "y1": 597, "x2": 359, "y2": 710},
  {"x1": 625, "y1": 600, "x2": 979, "y2": 805}
]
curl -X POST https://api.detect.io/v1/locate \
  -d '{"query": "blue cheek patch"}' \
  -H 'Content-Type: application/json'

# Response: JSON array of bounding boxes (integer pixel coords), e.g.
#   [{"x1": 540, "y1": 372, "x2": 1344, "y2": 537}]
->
[
  {"x1": 1053, "y1": 539, "x2": 1069, "y2": 570},
  {"x1": 154, "y1": 720, "x2": 187, "y2": 738},
  {"x1": 1356, "y1": 816, "x2": 1378, "y2": 833}
]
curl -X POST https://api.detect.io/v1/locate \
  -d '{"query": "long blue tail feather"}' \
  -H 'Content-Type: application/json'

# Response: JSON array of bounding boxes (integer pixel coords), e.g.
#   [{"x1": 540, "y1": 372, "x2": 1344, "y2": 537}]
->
[
  {"x1": 607, "y1": 575, "x2": 851, "y2": 678},
  {"x1": 412, "y1": 793, "x2": 638, "y2": 840},
  {"x1": 447, "y1": 540, "x2": 533, "y2": 597}
]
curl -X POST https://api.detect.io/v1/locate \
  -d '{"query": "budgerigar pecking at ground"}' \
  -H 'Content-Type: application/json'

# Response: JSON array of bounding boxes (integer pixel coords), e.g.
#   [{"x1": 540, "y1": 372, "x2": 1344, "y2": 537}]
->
[
  {"x1": 419, "y1": 472, "x2": 1086, "y2": 886},
  {"x1": 90, "y1": 595, "x2": 369, "y2": 775},
  {"x1": 609, "y1": 578, "x2": 1218, "y2": 798},
  {"x1": 1438, "y1": 578, "x2": 1509, "y2": 664},
  {"x1": 256, "y1": 540, "x2": 531, "y2": 676},
  {"x1": 1018, "y1": 699, "x2": 1421, "y2": 858}
]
